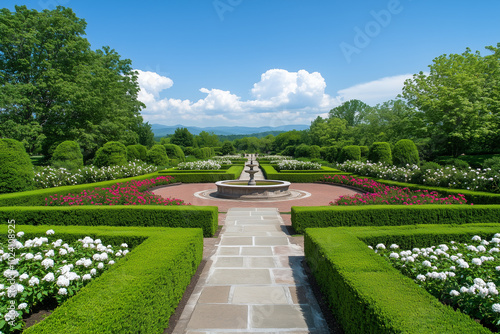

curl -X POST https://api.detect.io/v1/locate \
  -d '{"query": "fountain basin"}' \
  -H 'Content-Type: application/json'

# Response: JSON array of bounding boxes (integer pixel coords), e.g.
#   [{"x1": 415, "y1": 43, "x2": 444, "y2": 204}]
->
[{"x1": 215, "y1": 180, "x2": 291, "y2": 199}]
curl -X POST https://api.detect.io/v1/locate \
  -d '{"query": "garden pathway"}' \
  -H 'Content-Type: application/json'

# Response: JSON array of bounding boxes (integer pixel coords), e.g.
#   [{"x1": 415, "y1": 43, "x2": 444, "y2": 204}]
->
[{"x1": 172, "y1": 207, "x2": 330, "y2": 333}]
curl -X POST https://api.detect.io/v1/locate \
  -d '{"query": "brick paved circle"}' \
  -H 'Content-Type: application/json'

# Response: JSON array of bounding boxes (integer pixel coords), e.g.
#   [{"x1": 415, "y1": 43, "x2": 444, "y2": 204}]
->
[{"x1": 153, "y1": 183, "x2": 363, "y2": 212}]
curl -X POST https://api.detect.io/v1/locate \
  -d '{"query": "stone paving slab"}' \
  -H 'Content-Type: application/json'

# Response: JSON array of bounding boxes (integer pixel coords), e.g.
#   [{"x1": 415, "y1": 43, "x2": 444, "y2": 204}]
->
[{"x1": 176, "y1": 208, "x2": 329, "y2": 333}]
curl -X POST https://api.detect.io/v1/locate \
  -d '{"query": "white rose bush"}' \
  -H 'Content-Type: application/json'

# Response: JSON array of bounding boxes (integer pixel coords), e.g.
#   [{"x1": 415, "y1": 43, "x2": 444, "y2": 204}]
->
[
  {"x1": 372, "y1": 234, "x2": 500, "y2": 331},
  {"x1": 176, "y1": 160, "x2": 222, "y2": 170},
  {"x1": 0, "y1": 230, "x2": 130, "y2": 333}
]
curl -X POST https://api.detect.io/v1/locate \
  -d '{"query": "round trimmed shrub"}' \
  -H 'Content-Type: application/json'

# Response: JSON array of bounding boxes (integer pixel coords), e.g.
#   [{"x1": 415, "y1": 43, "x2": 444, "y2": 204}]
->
[
  {"x1": 310, "y1": 145, "x2": 321, "y2": 159},
  {"x1": 393, "y1": 139, "x2": 420, "y2": 167},
  {"x1": 126, "y1": 145, "x2": 141, "y2": 161},
  {"x1": 360, "y1": 146, "x2": 369, "y2": 158},
  {"x1": 183, "y1": 146, "x2": 195, "y2": 156},
  {"x1": 163, "y1": 144, "x2": 185, "y2": 162},
  {"x1": 51, "y1": 141, "x2": 84, "y2": 171},
  {"x1": 369, "y1": 142, "x2": 392, "y2": 165},
  {"x1": 294, "y1": 144, "x2": 311, "y2": 158},
  {"x1": 339, "y1": 145, "x2": 361, "y2": 163},
  {"x1": 281, "y1": 146, "x2": 295, "y2": 157},
  {"x1": 444, "y1": 158, "x2": 469, "y2": 170},
  {"x1": 421, "y1": 161, "x2": 442, "y2": 171},
  {"x1": 146, "y1": 145, "x2": 169, "y2": 166},
  {"x1": 0, "y1": 138, "x2": 34, "y2": 193},
  {"x1": 94, "y1": 141, "x2": 128, "y2": 167}
]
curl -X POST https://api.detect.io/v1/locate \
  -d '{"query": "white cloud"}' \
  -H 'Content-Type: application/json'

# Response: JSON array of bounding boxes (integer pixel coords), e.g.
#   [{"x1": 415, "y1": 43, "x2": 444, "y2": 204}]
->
[
  {"x1": 135, "y1": 69, "x2": 414, "y2": 127},
  {"x1": 336, "y1": 74, "x2": 413, "y2": 105}
]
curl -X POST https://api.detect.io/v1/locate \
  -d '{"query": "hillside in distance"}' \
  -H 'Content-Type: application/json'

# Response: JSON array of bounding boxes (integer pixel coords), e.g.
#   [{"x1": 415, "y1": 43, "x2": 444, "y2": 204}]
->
[{"x1": 151, "y1": 124, "x2": 309, "y2": 137}]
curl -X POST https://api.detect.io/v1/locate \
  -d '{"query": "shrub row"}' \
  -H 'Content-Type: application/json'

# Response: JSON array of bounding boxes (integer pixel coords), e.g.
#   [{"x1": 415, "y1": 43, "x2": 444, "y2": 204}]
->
[
  {"x1": 305, "y1": 225, "x2": 499, "y2": 334},
  {"x1": 349, "y1": 174, "x2": 500, "y2": 204},
  {"x1": 158, "y1": 165, "x2": 244, "y2": 183},
  {"x1": 0, "y1": 172, "x2": 163, "y2": 207},
  {"x1": 10, "y1": 225, "x2": 203, "y2": 334},
  {"x1": 291, "y1": 204, "x2": 500, "y2": 234},
  {"x1": 260, "y1": 164, "x2": 350, "y2": 182},
  {"x1": 0, "y1": 205, "x2": 218, "y2": 237}
]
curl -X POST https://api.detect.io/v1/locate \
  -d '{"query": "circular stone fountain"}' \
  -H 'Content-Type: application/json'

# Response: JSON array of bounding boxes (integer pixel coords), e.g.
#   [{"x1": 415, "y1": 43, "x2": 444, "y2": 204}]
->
[{"x1": 214, "y1": 155, "x2": 292, "y2": 200}]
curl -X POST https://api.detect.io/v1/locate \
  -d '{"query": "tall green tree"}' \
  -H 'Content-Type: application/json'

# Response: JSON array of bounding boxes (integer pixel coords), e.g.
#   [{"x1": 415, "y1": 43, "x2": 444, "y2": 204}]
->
[
  {"x1": 170, "y1": 127, "x2": 194, "y2": 147},
  {"x1": 195, "y1": 131, "x2": 219, "y2": 148},
  {"x1": 402, "y1": 44, "x2": 500, "y2": 156},
  {"x1": 329, "y1": 99, "x2": 371, "y2": 127},
  {"x1": 0, "y1": 6, "x2": 145, "y2": 159}
]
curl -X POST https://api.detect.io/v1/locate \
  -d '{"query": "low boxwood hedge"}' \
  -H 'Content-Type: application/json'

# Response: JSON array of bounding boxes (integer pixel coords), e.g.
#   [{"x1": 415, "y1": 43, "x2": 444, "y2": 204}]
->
[
  {"x1": 0, "y1": 205, "x2": 218, "y2": 237},
  {"x1": 158, "y1": 165, "x2": 244, "y2": 183},
  {"x1": 260, "y1": 164, "x2": 350, "y2": 182},
  {"x1": 7, "y1": 225, "x2": 203, "y2": 334},
  {"x1": 0, "y1": 172, "x2": 162, "y2": 207},
  {"x1": 305, "y1": 224, "x2": 499, "y2": 334},
  {"x1": 291, "y1": 204, "x2": 500, "y2": 234}
]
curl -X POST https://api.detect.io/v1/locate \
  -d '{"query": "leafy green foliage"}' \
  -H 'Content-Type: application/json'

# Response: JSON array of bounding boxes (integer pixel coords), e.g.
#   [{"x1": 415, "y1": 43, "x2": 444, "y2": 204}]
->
[
  {"x1": 392, "y1": 139, "x2": 420, "y2": 167},
  {"x1": 0, "y1": 6, "x2": 145, "y2": 160},
  {"x1": 339, "y1": 145, "x2": 361, "y2": 162},
  {"x1": 369, "y1": 142, "x2": 392, "y2": 165},
  {"x1": 51, "y1": 140, "x2": 83, "y2": 171},
  {"x1": 444, "y1": 158, "x2": 470, "y2": 170},
  {"x1": 294, "y1": 144, "x2": 311, "y2": 158},
  {"x1": 0, "y1": 138, "x2": 34, "y2": 193},
  {"x1": 146, "y1": 145, "x2": 168, "y2": 166},
  {"x1": 221, "y1": 141, "x2": 236, "y2": 155},
  {"x1": 170, "y1": 128, "x2": 194, "y2": 147},
  {"x1": 329, "y1": 99, "x2": 371, "y2": 127},
  {"x1": 158, "y1": 165, "x2": 244, "y2": 183},
  {"x1": 94, "y1": 141, "x2": 128, "y2": 167},
  {"x1": 163, "y1": 144, "x2": 185, "y2": 162}
]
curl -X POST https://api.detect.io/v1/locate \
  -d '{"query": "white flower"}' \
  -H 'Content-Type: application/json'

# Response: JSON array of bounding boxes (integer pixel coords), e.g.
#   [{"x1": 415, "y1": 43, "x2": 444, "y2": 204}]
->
[
  {"x1": 65, "y1": 272, "x2": 80, "y2": 281},
  {"x1": 108, "y1": 260, "x2": 115, "y2": 265},
  {"x1": 472, "y1": 258, "x2": 482, "y2": 266},
  {"x1": 90, "y1": 268, "x2": 97, "y2": 276},
  {"x1": 489, "y1": 248, "x2": 499, "y2": 253},
  {"x1": 422, "y1": 260, "x2": 432, "y2": 267},
  {"x1": 46, "y1": 229, "x2": 55, "y2": 235},
  {"x1": 491, "y1": 238, "x2": 500, "y2": 243},
  {"x1": 4, "y1": 310, "x2": 20, "y2": 321},
  {"x1": 472, "y1": 235, "x2": 481, "y2": 241},
  {"x1": 58, "y1": 288, "x2": 67, "y2": 295},
  {"x1": 17, "y1": 232, "x2": 25, "y2": 238},
  {"x1": 477, "y1": 245, "x2": 487, "y2": 252},
  {"x1": 59, "y1": 248, "x2": 68, "y2": 256},
  {"x1": 34, "y1": 254, "x2": 43, "y2": 261},
  {"x1": 450, "y1": 290, "x2": 460, "y2": 297},
  {"x1": 18, "y1": 303, "x2": 28, "y2": 310},
  {"x1": 122, "y1": 250, "x2": 129, "y2": 256},
  {"x1": 97, "y1": 262, "x2": 104, "y2": 269},
  {"x1": 376, "y1": 243, "x2": 386, "y2": 250},
  {"x1": 56, "y1": 276, "x2": 70, "y2": 287},
  {"x1": 25, "y1": 253, "x2": 34, "y2": 260},
  {"x1": 121, "y1": 243, "x2": 128, "y2": 248},
  {"x1": 41, "y1": 258, "x2": 54, "y2": 269},
  {"x1": 19, "y1": 273, "x2": 29, "y2": 281},
  {"x1": 367, "y1": 245, "x2": 373, "y2": 250},
  {"x1": 29, "y1": 277, "x2": 39, "y2": 286},
  {"x1": 3, "y1": 269, "x2": 19, "y2": 279},
  {"x1": 493, "y1": 304, "x2": 500, "y2": 313},
  {"x1": 416, "y1": 274, "x2": 426, "y2": 281},
  {"x1": 389, "y1": 252, "x2": 399, "y2": 259},
  {"x1": 42, "y1": 273, "x2": 55, "y2": 282},
  {"x1": 82, "y1": 274, "x2": 92, "y2": 281},
  {"x1": 460, "y1": 286, "x2": 469, "y2": 294},
  {"x1": 450, "y1": 266, "x2": 456, "y2": 270},
  {"x1": 94, "y1": 239, "x2": 102, "y2": 244},
  {"x1": 45, "y1": 249, "x2": 55, "y2": 257}
]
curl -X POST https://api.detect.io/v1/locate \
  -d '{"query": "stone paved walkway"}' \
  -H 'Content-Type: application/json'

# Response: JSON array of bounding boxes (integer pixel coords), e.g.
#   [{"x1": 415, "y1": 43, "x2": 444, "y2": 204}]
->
[{"x1": 172, "y1": 208, "x2": 330, "y2": 333}]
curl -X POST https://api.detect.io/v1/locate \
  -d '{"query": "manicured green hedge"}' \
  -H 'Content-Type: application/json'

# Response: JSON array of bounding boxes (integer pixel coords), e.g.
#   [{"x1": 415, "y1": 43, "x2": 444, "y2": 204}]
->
[
  {"x1": 158, "y1": 165, "x2": 244, "y2": 183},
  {"x1": 260, "y1": 164, "x2": 350, "y2": 182},
  {"x1": 10, "y1": 225, "x2": 203, "y2": 334},
  {"x1": 305, "y1": 224, "x2": 498, "y2": 334},
  {"x1": 0, "y1": 205, "x2": 218, "y2": 237},
  {"x1": 0, "y1": 172, "x2": 163, "y2": 207},
  {"x1": 291, "y1": 204, "x2": 500, "y2": 234}
]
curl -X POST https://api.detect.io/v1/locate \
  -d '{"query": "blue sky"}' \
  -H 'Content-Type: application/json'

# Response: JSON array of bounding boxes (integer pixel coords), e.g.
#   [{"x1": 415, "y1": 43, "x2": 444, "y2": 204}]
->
[{"x1": 4, "y1": 0, "x2": 500, "y2": 127}]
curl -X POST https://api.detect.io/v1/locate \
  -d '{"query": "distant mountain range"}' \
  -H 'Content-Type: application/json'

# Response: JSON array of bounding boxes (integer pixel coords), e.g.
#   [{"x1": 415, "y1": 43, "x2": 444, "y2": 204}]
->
[{"x1": 150, "y1": 124, "x2": 309, "y2": 137}]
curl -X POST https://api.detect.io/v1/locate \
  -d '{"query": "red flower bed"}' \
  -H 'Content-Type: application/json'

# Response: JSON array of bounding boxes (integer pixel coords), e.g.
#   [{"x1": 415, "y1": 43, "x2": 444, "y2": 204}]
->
[
  {"x1": 45, "y1": 176, "x2": 189, "y2": 206},
  {"x1": 322, "y1": 175, "x2": 469, "y2": 206}
]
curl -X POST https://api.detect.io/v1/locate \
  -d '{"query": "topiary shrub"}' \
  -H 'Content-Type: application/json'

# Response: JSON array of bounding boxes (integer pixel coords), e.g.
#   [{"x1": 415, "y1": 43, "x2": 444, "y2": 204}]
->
[
  {"x1": 0, "y1": 138, "x2": 34, "y2": 193},
  {"x1": 369, "y1": 142, "x2": 392, "y2": 165},
  {"x1": 360, "y1": 146, "x2": 369, "y2": 158},
  {"x1": 94, "y1": 141, "x2": 128, "y2": 167},
  {"x1": 392, "y1": 139, "x2": 420, "y2": 167},
  {"x1": 421, "y1": 161, "x2": 442, "y2": 171},
  {"x1": 339, "y1": 145, "x2": 361, "y2": 163},
  {"x1": 183, "y1": 146, "x2": 195, "y2": 157},
  {"x1": 310, "y1": 145, "x2": 321, "y2": 159},
  {"x1": 163, "y1": 144, "x2": 185, "y2": 162},
  {"x1": 147, "y1": 145, "x2": 169, "y2": 166},
  {"x1": 281, "y1": 146, "x2": 295, "y2": 157},
  {"x1": 126, "y1": 145, "x2": 140, "y2": 161},
  {"x1": 193, "y1": 148, "x2": 203, "y2": 159},
  {"x1": 294, "y1": 144, "x2": 312, "y2": 158},
  {"x1": 324, "y1": 146, "x2": 338, "y2": 163},
  {"x1": 51, "y1": 141, "x2": 84, "y2": 171}
]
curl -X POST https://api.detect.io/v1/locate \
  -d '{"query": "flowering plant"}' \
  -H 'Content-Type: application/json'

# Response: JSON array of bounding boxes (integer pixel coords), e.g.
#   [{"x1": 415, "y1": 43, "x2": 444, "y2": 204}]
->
[
  {"x1": 275, "y1": 160, "x2": 321, "y2": 171},
  {"x1": 44, "y1": 176, "x2": 188, "y2": 206},
  {"x1": 323, "y1": 175, "x2": 468, "y2": 205},
  {"x1": 0, "y1": 230, "x2": 130, "y2": 333},
  {"x1": 34, "y1": 161, "x2": 159, "y2": 189},
  {"x1": 372, "y1": 234, "x2": 500, "y2": 331},
  {"x1": 335, "y1": 160, "x2": 500, "y2": 193},
  {"x1": 176, "y1": 160, "x2": 222, "y2": 170}
]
